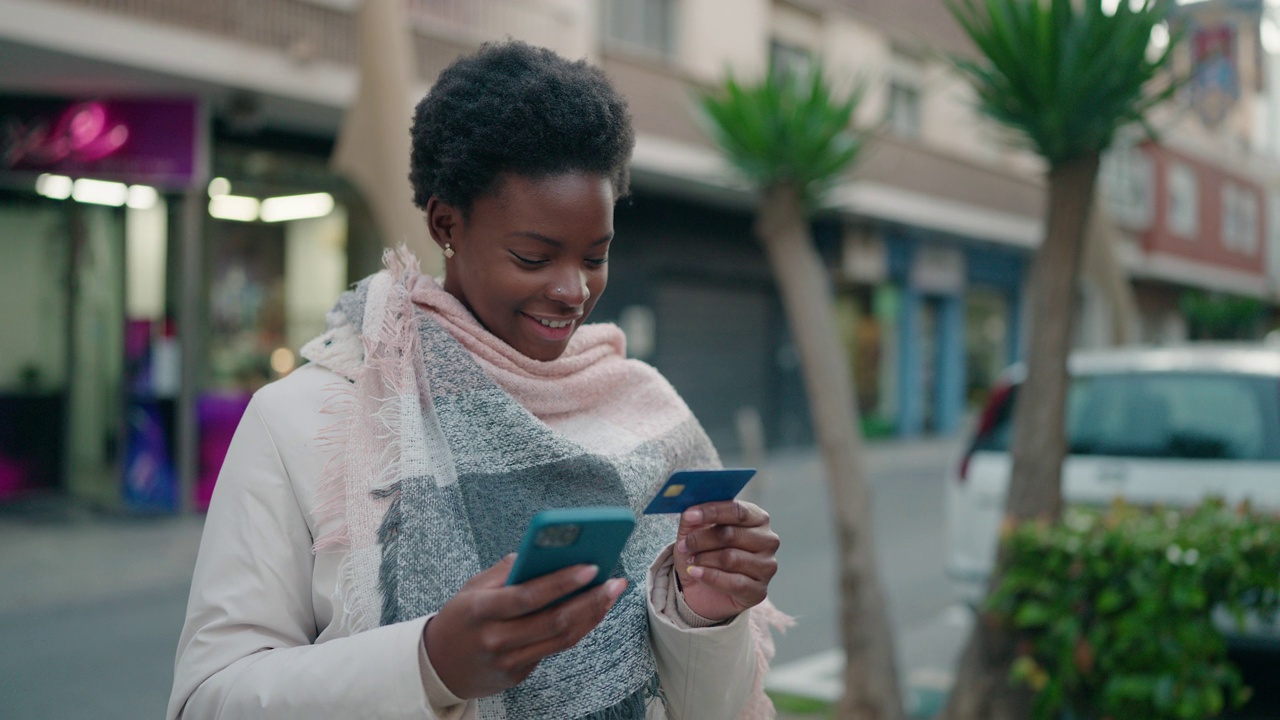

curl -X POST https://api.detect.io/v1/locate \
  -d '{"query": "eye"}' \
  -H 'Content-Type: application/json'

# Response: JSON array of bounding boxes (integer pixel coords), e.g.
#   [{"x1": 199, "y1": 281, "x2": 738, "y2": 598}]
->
[
  {"x1": 510, "y1": 251, "x2": 548, "y2": 266},
  {"x1": 586, "y1": 255, "x2": 609, "y2": 268}
]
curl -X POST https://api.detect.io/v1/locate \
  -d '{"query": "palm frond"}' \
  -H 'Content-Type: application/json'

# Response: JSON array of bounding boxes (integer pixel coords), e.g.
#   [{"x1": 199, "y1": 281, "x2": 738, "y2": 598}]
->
[
  {"x1": 695, "y1": 62, "x2": 869, "y2": 208},
  {"x1": 946, "y1": 0, "x2": 1183, "y2": 167}
]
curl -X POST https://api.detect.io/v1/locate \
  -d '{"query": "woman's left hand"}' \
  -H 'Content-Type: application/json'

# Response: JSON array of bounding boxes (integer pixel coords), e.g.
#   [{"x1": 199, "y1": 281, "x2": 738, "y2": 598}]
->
[{"x1": 673, "y1": 500, "x2": 780, "y2": 623}]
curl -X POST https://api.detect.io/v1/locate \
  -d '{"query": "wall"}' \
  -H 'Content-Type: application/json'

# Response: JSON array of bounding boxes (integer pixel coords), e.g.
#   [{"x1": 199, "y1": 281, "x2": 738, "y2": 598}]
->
[
  {"x1": 820, "y1": 13, "x2": 889, "y2": 120},
  {"x1": 679, "y1": 0, "x2": 769, "y2": 82},
  {"x1": 1141, "y1": 142, "x2": 1267, "y2": 275}
]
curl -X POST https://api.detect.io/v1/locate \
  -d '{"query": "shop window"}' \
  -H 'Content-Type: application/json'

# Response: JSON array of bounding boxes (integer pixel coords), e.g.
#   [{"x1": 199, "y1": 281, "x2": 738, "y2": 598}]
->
[
  {"x1": 199, "y1": 163, "x2": 349, "y2": 509},
  {"x1": 836, "y1": 285, "x2": 898, "y2": 437},
  {"x1": 603, "y1": 0, "x2": 676, "y2": 57},
  {"x1": 204, "y1": 197, "x2": 348, "y2": 392},
  {"x1": 1166, "y1": 161, "x2": 1199, "y2": 239},
  {"x1": 965, "y1": 288, "x2": 1011, "y2": 409},
  {"x1": 0, "y1": 201, "x2": 70, "y2": 499},
  {"x1": 1099, "y1": 143, "x2": 1155, "y2": 230}
]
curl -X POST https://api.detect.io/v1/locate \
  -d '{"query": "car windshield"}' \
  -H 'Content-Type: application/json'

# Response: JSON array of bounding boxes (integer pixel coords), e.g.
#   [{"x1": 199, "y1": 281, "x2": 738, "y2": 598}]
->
[{"x1": 973, "y1": 371, "x2": 1280, "y2": 461}]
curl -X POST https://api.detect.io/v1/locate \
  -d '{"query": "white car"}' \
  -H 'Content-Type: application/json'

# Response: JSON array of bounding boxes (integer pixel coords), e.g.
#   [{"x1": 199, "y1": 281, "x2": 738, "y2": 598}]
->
[{"x1": 947, "y1": 344, "x2": 1280, "y2": 614}]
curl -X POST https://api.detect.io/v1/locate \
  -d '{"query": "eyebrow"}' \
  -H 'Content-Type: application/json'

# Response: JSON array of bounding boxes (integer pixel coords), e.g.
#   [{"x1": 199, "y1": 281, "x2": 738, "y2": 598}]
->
[{"x1": 508, "y1": 231, "x2": 613, "y2": 248}]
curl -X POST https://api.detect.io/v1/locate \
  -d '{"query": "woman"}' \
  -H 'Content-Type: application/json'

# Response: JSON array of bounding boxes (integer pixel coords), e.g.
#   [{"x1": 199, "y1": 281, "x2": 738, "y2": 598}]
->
[{"x1": 169, "y1": 41, "x2": 787, "y2": 720}]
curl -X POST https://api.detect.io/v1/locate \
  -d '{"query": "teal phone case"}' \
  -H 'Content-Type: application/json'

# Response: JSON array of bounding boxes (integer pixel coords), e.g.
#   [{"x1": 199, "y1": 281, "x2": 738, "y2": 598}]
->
[{"x1": 506, "y1": 506, "x2": 637, "y2": 590}]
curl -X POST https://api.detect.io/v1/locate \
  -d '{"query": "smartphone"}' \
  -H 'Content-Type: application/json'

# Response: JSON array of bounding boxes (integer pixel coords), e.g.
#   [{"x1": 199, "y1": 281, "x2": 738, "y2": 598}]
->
[
  {"x1": 506, "y1": 506, "x2": 637, "y2": 597},
  {"x1": 642, "y1": 468, "x2": 757, "y2": 515}
]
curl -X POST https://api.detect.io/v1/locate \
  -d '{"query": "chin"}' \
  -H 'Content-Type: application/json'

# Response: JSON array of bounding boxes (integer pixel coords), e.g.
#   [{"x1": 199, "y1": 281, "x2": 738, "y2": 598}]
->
[{"x1": 524, "y1": 344, "x2": 569, "y2": 362}]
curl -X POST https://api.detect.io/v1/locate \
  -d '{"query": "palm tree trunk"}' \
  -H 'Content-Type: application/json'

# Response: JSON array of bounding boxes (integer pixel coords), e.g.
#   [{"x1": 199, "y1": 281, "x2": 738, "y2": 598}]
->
[
  {"x1": 941, "y1": 153, "x2": 1101, "y2": 720},
  {"x1": 1006, "y1": 153, "x2": 1099, "y2": 523},
  {"x1": 755, "y1": 184, "x2": 904, "y2": 720}
]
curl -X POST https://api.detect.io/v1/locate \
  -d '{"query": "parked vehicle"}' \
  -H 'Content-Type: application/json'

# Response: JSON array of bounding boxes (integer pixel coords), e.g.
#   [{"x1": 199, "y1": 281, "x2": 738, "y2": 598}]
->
[{"x1": 947, "y1": 344, "x2": 1280, "y2": 619}]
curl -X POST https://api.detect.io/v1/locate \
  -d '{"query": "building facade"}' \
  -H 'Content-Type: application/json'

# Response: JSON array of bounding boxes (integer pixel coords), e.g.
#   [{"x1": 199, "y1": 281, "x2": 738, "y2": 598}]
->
[
  {"x1": 1090, "y1": 0, "x2": 1280, "y2": 346},
  {"x1": 1, "y1": 0, "x2": 1276, "y2": 508}
]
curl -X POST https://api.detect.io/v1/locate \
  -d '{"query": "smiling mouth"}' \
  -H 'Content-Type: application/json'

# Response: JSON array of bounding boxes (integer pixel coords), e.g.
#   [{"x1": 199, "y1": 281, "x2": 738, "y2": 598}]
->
[
  {"x1": 535, "y1": 317, "x2": 574, "y2": 329},
  {"x1": 522, "y1": 312, "x2": 580, "y2": 339}
]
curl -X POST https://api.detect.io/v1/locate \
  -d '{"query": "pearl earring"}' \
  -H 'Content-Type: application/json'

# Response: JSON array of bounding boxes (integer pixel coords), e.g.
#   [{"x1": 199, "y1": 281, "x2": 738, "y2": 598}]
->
[{"x1": 443, "y1": 243, "x2": 455, "y2": 259}]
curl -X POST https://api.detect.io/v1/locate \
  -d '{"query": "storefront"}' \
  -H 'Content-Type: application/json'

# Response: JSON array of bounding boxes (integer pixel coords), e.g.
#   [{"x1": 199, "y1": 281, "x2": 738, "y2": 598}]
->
[
  {"x1": 836, "y1": 224, "x2": 1027, "y2": 438},
  {"x1": 836, "y1": 225, "x2": 901, "y2": 438},
  {"x1": 964, "y1": 244, "x2": 1025, "y2": 406},
  {"x1": 0, "y1": 94, "x2": 371, "y2": 511},
  {"x1": 0, "y1": 95, "x2": 203, "y2": 508},
  {"x1": 192, "y1": 133, "x2": 363, "y2": 508}
]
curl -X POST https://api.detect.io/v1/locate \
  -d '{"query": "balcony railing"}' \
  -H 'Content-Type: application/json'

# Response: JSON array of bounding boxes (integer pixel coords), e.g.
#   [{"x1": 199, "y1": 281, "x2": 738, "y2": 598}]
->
[{"x1": 51, "y1": 0, "x2": 578, "y2": 71}]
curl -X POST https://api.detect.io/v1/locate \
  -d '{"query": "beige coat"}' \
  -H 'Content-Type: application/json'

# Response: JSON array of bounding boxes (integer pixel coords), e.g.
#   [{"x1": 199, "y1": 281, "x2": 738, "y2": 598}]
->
[{"x1": 168, "y1": 364, "x2": 758, "y2": 719}]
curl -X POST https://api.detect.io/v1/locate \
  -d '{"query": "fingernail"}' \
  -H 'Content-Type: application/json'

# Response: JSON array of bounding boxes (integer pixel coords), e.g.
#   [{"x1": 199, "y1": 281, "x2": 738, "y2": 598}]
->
[
  {"x1": 688, "y1": 566, "x2": 705, "y2": 579},
  {"x1": 676, "y1": 539, "x2": 687, "y2": 554},
  {"x1": 684, "y1": 509, "x2": 702, "y2": 525},
  {"x1": 575, "y1": 565, "x2": 600, "y2": 584},
  {"x1": 606, "y1": 578, "x2": 627, "y2": 599}
]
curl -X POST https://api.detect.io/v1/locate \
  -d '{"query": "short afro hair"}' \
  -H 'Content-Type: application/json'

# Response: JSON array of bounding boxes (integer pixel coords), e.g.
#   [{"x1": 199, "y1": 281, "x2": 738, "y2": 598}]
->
[{"x1": 409, "y1": 41, "x2": 635, "y2": 213}]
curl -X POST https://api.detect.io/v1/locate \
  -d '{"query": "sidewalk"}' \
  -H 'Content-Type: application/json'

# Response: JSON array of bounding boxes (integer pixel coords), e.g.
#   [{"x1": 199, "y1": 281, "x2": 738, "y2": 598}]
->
[{"x1": 0, "y1": 498, "x2": 205, "y2": 615}]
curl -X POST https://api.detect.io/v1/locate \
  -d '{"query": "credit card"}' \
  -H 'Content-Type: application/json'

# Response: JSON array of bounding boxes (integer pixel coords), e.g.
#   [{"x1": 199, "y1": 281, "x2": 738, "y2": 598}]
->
[{"x1": 642, "y1": 468, "x2": 757, "y2": 515}]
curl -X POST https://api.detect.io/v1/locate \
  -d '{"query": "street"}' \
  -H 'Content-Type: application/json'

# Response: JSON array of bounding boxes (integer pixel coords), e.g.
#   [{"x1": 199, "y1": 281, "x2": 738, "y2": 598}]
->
[
  {"x1": 0, "y1": 508, "x2": 203, "y2": 720},
  {"x1": 0, "y1": 437, "x2": 965, "y2": 720},
  {"x1": 2, "y1": 437, "x2": 1277, "y2": 719},
  {"x1": 754, "y1": 437, "x2": 971, "y2": 715}
]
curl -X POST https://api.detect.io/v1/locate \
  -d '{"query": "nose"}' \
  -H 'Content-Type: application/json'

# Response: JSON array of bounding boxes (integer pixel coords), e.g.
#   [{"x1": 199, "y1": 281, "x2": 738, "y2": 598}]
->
[{"x1": 546, "y1": 267, "x2": 590, "y2": 307}]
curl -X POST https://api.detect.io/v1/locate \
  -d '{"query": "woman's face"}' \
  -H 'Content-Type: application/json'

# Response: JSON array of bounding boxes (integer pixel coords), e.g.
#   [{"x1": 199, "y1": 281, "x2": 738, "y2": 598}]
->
[{"x1": 430, "y1": 172, "x2": 614, "y2": 361}]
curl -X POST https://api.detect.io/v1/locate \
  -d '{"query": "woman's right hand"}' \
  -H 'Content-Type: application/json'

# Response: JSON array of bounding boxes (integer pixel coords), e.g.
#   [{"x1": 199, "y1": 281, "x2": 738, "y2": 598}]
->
[{"x1": 423, "y1": 554, "x2": 627, "y2": 699}]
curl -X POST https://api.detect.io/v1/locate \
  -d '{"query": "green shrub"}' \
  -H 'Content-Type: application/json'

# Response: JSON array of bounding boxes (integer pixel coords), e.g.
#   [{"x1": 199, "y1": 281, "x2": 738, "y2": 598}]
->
[{"x1": 989, "y1": 499, "x2": 1280, "y2": 720}]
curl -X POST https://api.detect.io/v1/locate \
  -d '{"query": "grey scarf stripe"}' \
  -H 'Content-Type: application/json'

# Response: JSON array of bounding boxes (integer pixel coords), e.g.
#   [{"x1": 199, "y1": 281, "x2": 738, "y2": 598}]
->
[{"x1": 359, "y1": 296, "x2": 713, "y2": 719}]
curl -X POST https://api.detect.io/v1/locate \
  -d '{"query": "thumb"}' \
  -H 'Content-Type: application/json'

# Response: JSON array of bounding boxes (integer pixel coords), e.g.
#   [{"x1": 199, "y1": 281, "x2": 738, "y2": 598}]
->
[{"x1": 676, "y1": 506, "x2": 708, "y2": 541}]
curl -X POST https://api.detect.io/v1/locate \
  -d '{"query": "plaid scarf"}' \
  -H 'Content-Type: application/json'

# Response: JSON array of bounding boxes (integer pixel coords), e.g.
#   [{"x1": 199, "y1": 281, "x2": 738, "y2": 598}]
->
[{"x1": 301, "y1": 249, "x2": 787, "y2": 718}]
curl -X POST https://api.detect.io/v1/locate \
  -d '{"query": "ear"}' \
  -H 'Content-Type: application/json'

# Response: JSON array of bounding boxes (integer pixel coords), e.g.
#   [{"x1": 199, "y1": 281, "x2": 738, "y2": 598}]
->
[{"x1": 425, "y1": 196, "x2": 463, "y2": 250}]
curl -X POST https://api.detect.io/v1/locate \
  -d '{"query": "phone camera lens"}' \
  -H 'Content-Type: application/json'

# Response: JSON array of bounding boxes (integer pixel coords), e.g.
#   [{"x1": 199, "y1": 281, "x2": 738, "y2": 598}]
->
[{"x1": 534, "y1": 523, "x2": 581, "y2": 548}]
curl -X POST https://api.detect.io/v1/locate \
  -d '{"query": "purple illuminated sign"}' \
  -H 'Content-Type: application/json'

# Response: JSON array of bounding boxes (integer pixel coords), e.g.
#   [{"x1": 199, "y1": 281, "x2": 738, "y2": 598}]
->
[{"x1": 0, "y1": 95, "x2": 204, "y2": 188}]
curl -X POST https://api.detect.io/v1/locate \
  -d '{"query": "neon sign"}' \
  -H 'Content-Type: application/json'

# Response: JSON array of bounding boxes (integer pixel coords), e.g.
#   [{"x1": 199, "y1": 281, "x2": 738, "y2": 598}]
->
[
  {"x1": 2, "y1": 102, "x2": 129, "y2": 167},
  {"x1": 0, "y1": 95, "x2": 201, "y2": 188}
]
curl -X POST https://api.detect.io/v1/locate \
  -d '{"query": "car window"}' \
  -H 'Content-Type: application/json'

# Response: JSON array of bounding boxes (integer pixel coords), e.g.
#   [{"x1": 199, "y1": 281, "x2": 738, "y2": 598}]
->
[{"x1": 973, "y1": 372, "x2": 1280, "y2": 461}]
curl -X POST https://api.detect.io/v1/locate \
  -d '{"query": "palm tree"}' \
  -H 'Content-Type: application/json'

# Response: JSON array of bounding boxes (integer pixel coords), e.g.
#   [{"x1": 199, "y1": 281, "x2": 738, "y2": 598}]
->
[
  {"x1": 698, "y1": 66, "x2": 904, "y2": 720},
  {"x1": 940, "y1": 1, "x2": 1181, "y2": 717}
]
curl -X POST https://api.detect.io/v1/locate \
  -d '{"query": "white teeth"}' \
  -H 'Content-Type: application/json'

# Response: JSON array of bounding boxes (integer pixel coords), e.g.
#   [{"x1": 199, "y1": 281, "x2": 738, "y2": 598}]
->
[{"x1": 538, "y1": 318, "x2": 572, "y2": 329}]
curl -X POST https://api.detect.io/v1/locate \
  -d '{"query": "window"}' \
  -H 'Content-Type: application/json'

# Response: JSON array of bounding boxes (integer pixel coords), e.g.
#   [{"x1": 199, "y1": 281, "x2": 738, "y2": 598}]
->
[
  {"x1": 1099, "y1": 144, "x2": 1155, "y2": 230},
  {"x1": 1066, "y1": 373, "x2": 1275, "y2": 460},
  {"x1": 769, "y1": 39, "x2": 812, "y2": 80},
  {"x1": 975, "y1": 372, "x2": 1280, "y2": 461},
  {"x1": 1269, "y1": 194, "x2": 1280, "y2": 281},
  {"x1": 1221, "y1": 182, "x2": 1260, "y2": 254},
  {"x1": 1166, "y1": 162, "x2": 1199, "y2": 239},
  {"x1": 603, "y1": 0, "x2": 676, "y2": 57},
  {"x1": 885, "y1": 51, "x2": 923, "y2": 140},
  {"x1": 887, "y1": 82, "x2": 921, "y2": 139}
]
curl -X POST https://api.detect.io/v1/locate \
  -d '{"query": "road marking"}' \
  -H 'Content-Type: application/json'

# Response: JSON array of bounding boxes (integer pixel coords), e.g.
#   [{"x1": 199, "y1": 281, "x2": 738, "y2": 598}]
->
[
  {"x1": 765, "y1": 648, "x2": 843, "y2": 702},
  {"x1": 766, "y1": 604, "x2": 973, "y2": 710}
]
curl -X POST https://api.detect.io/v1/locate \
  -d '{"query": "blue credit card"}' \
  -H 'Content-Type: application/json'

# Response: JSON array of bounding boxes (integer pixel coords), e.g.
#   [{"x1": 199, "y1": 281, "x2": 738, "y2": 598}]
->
[{"x1": 642, "y1": 468, "x2": 757, "y2": 515}]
